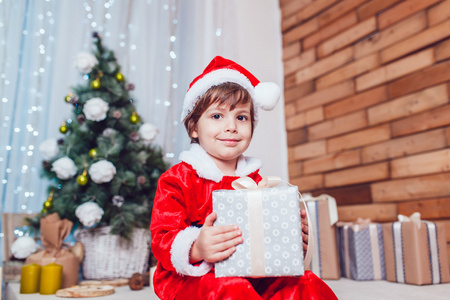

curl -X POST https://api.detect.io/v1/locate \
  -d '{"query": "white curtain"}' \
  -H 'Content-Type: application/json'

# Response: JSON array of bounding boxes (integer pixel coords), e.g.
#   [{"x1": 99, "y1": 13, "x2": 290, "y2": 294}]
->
[{"x1": 0, "y1": 0, "x2": 286, "y2": 260}]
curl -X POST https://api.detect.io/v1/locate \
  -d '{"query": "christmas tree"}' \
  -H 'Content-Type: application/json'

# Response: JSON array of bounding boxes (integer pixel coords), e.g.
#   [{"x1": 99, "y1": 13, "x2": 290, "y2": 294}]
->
[{"x1": 37, "y1": 32, "x2": 168, "y2": 239}]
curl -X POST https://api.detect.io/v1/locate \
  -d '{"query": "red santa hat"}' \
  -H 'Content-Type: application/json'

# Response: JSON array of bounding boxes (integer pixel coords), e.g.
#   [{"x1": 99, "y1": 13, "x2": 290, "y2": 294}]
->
[{"x1": 181, "y1": 56, "x2": 281, "y2": 121}]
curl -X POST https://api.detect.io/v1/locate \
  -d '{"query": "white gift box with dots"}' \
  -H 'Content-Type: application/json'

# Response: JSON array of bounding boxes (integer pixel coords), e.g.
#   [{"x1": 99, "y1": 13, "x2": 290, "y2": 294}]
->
[{"x1": 212, "y1": 186, "x2": 304, "y2": 277}]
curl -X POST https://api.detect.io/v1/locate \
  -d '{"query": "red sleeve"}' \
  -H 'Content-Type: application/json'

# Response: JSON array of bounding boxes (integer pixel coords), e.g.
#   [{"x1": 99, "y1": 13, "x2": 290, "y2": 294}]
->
[
  {"x1": 150, "y1": 165, "x2": 212, "y2": 276},
  {"x1": 150, "y1": 170, "x2": 187, "y2": 272}
]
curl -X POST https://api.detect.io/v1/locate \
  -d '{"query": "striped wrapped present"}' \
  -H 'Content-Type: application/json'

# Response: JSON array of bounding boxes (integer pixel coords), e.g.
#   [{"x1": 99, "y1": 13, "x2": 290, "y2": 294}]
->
[
  {"x1": 304, "y1": 194, "x2": 340, "y2": 279},
  {"x1": 337, "y1": 220, "x2": 386, "y2": 280},
  {"x1": 382, "y1": 212, "x2": 450, "y2": 285}
]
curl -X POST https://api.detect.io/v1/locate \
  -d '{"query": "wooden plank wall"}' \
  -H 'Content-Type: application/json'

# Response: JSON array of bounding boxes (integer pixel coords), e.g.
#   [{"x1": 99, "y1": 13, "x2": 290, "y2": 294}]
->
[{"x1": 280, "y1": 0, "x2": 450, "y2": 263}]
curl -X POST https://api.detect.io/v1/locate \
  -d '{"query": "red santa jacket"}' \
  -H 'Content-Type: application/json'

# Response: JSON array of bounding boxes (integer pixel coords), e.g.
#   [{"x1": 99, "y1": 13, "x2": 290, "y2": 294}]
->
[{"x1": 150, "y1": 144, "x2": 263, "y2": 300}]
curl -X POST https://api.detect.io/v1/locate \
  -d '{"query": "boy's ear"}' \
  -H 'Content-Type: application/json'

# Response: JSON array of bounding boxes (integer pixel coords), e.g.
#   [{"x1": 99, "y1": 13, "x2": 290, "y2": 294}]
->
[{"x1": 191, "y1": 126, "x2": 199, "y2": 139}]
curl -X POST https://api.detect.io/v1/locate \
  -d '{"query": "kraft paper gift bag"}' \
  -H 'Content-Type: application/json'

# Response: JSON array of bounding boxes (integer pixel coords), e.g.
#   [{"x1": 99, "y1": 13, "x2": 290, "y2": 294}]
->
[
  {"x1": 303, "y1": 194, "x2": 340, "y2": 279},
  {"x1": 337, "y1": 219, "x2": 386, "y2": 280},
  {"x1": 382, "y1": 212, "x2": 450, "y2": 285},
  {"x1": 26, "y1": 213, "x2": 80, "y2": 288},
  {"x1": 213, "y1": 177, "x2": 304, "y2": 278}
]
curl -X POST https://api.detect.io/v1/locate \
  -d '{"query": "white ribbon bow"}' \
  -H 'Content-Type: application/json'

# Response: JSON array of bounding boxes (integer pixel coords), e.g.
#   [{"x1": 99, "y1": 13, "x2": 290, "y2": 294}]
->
[
  {"x1": 398, "y1": 212, "x2": 421, "y2": 229},
  {"x1": 231, "y1": 176, "x2": 281, "y2": 190}
]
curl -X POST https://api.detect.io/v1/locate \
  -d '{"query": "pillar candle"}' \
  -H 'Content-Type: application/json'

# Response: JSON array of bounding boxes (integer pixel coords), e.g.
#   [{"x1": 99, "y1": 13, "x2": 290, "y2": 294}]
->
[
  {"x1": 20, "y1": 263, "x2": 41, "y2": 294},
  {"x1": 39, "y1": 262, "x2": 63, "y2": 295}
]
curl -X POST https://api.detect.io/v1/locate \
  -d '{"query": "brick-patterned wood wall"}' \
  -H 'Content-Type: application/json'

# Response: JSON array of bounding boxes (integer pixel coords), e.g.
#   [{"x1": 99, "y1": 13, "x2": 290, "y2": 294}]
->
[{"x1": 281, "y1": 0, "x2": 450, "y2": 262}]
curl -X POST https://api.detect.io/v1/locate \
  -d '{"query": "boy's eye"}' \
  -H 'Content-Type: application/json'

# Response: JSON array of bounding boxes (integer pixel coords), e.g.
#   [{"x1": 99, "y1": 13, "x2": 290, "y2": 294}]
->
[
  {"x1": 212, "y1": 114, "x2": 222, "y2": 119},
  {"x1": 237, "y1": 115, "x2": 248, "y2": 121}
]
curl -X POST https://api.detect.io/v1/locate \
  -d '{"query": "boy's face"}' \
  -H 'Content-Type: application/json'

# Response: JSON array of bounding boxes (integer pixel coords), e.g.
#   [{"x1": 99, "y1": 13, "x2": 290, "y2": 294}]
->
[{"x1": 192, "y1": 101, "x2": 252, "y2": 171}]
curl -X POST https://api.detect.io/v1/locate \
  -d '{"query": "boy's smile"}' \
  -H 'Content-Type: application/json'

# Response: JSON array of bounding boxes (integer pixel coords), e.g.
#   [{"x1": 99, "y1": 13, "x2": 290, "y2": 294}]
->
[{"x1": 192, "y1": 102, "x2": 252, "y2": 175}]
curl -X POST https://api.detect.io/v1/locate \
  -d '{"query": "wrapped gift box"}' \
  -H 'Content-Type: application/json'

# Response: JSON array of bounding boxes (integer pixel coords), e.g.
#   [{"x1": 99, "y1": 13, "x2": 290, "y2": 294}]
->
[
  {"x1": 213, "y1": 185, "x2": 304, "y2": 277},
  {"x1": 382, "y1": 213, "x2": 450, "y2": 285},
  {"x1": 303, "y1": 194, "x2": 340, "y2": 279},
  {"x1": 2, "y1": 261, "x2": 24, "y2": 282},
  {"x1": 337, "y1": 221, "x2": 386, "y2": 280}
]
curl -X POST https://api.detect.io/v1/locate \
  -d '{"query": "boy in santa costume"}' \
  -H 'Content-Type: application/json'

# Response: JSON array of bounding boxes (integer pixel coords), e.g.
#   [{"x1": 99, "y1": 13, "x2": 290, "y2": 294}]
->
[{"x1": 150, "y1": 56, "x2": 337, "y2": 300}]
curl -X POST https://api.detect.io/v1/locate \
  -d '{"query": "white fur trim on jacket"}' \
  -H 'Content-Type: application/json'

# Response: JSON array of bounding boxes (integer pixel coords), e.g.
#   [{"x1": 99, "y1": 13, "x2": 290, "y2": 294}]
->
[
  {"x1": 170, "y1": 226, "x2": 213, "y2": 276},
  {"x1": 179, "y1": 144, "x2": 262, "y2": 182}
]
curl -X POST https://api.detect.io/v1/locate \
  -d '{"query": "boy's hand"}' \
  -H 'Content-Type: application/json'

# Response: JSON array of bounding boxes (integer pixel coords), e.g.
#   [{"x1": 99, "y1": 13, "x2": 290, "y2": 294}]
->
[
  {"x1": 301, "y1": 209, "x2": 309, "y2": 256},
  {"x1": 190, "y1": 212, "x2": 243, "y2": 264}
]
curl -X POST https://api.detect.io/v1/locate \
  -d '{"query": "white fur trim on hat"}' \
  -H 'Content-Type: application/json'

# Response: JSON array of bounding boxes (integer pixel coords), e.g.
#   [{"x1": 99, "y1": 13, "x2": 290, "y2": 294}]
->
[
  {"x1": 181, "y1": 57, "x2": 281, "y2": 121},
  {"x1": 170, "y1": 226, "x2": 213, "y2": 276},
  {"x1": 182, "y1": 69, "x2": 257, "y2": 121}
]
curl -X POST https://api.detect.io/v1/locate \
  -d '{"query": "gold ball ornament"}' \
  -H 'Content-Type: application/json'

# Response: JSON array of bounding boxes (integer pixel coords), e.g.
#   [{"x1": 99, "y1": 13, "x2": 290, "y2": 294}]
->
[
  {"x1": 91, "y1": 79, "x2": 101, "y2": 89},
  {"x1": 41, "y1": 208, "x2": 48, "y2": 214},
  {"x1": 43, "y1": 200, "x2": 52, "y2": 209},
  {"x1": 130, "y1": 113, "x2": 140, "y2": 124},
  {"x1": 115, "y1": 72, "x2": 125, "y2": 82},
  {"x1": 59, "y1": 124, "x2": 68, "y2": 134},
  {"x1": 88, "y1": 148, "x2": 98, "y2": 158},
  {"x1": 77, "y1": 174, "x2": 88, "y2": 186},
  {"x1": 65, "y1": 94, "x2": 72, "y2": 103}
]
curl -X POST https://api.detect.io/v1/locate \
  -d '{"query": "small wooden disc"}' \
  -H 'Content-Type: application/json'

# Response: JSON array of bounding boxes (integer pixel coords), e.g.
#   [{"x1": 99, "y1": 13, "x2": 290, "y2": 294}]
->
[
  {"x1": 56, "y1": 285, "x2": 115, "y2": 298},
  {"x1": 80, "y1": 278, "x2": 129, "y2": 287}
]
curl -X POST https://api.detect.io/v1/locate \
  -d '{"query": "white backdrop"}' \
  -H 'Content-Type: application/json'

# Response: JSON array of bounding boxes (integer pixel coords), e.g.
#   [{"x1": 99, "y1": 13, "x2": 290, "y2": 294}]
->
[{"x1": 0, "y1": 0, "x2": 287, "y2": 260}]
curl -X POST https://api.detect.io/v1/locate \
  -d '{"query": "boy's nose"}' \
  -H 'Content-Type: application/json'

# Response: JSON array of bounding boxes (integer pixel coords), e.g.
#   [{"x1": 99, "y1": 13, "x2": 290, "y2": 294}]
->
[{"x1": 225, "y1": 118, "x2": 237, "y2": 132}]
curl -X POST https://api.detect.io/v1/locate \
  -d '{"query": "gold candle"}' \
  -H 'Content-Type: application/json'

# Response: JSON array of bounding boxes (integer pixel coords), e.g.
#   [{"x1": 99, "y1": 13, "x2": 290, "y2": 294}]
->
[
  {"x1": 39, "y1": 263, "x2": 62, "y2": 295},
  {"x1": 20, "y1": 263, "x2": 41, "y2": 294}
]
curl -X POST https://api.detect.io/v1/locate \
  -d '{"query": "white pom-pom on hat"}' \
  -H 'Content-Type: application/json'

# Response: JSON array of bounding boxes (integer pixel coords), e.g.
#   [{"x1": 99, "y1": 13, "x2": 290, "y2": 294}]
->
[
  {"x1": 181, "y1": 56, "x2": 280, "y2": 122},
  {"x1": 254, "y1": 82, "x2": 281, "y2": 111}
]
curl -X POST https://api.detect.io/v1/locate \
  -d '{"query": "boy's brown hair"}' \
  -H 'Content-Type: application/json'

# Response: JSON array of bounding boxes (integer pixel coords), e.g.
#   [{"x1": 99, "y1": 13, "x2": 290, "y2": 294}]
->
[{"x1": 183, "y1": 82, "x2": 255, "y2": 143}]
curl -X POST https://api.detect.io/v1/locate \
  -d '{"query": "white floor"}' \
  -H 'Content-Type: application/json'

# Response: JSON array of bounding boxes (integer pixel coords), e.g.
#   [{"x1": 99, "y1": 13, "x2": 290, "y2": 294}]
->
[
  {"x1": 144, "y1": 278, "x2": 450, "y2": 300},
  {"x1": 324, "y1": 278, "x2": 450, "y2": 300},
  {"x1": 5, "y1": 278, "x2": 450, "y2": 299}
]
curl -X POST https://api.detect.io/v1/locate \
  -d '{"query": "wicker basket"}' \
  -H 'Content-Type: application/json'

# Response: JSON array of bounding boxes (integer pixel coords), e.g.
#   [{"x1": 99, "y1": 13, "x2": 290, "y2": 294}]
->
[{"x1": 74, "y1": 226, "x2": 151, "y2": 279}]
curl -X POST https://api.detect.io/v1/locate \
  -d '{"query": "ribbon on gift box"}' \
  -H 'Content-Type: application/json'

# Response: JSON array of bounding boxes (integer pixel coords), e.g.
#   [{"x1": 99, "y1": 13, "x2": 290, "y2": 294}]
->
[
  {"x1": 303, "y1": 194, "x2": 338, "y2": 227},
  {"x1": 231, "y1": 176, "x2": 281, "y2": 190},
  {"x1": 337, "y1": 218, "x2": 371, "y2": 232},
  {"x1": 231, "y1": 176, "x2": 312, "y2": 277},
  {"x1": 232, "y1": 176, "x2": 281, "y2": 276},
  {"x1": 392, "y1": 212, "x2": 440, "y2": 284},
  {"x1": 337, "y1": 219, "x2": 384, "y2": 280}
]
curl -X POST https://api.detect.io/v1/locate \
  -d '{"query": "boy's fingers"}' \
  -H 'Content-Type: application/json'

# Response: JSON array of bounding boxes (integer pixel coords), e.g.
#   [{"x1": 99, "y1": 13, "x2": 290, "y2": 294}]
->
[
  {"x1": 213, "y1": 247, "x2": 237, "y2": 263},
  {"x1": 218, "y1": 229, "x2": 242, "y2": 241},
  {"x1": 210, "y1": 224, "x2": 239, "y2": 235},
  {"x1": 302, "y1": 232, "x2": 309, "y2": 245},
  {"x1": 300, "y1": 209, "x2": 307, "y2": 218},
  {"x1": 302, "y1": 222, "x2": 309, "y2": 235},
  {"x1": 215, "y1": 236, "x2": 243, "y2": 252},
  {"x1": 303, "y1": 241, "x2": 308, "y2": 252},
  {"x1": 204, "y1": 212, "x2": 217, "y2": 227}
]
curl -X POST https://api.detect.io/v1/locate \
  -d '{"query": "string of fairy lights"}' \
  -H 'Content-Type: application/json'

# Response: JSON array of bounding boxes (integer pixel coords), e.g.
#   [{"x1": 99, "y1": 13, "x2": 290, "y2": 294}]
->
[
  {"x1": 0, "y1": 0, "x2": 207, "y2": 243},
  {"x1": 0, "y1": 1, "x2": 233, "y2": 269}
]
